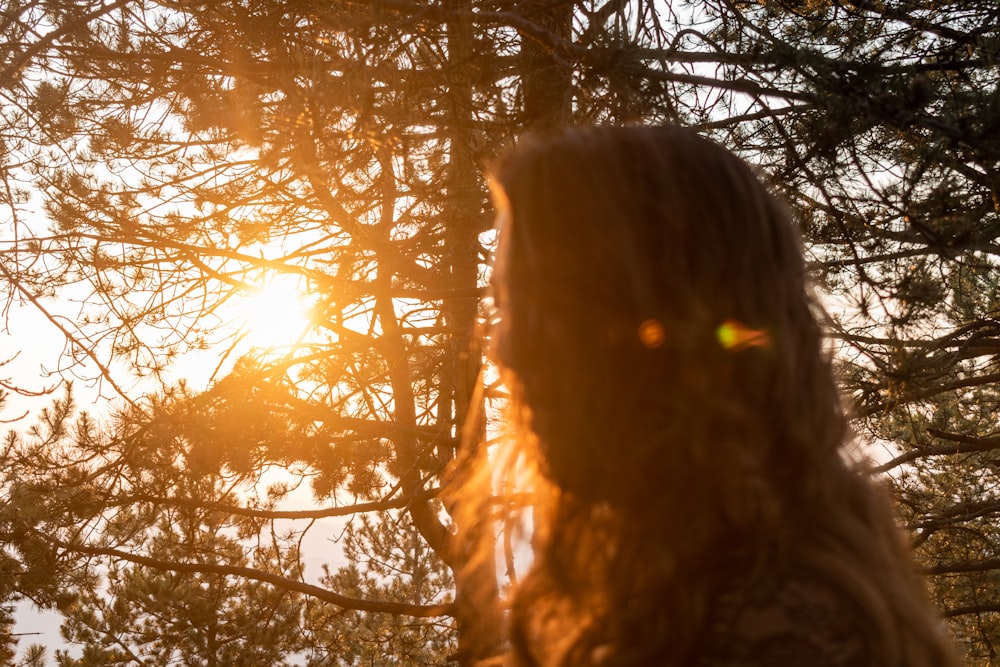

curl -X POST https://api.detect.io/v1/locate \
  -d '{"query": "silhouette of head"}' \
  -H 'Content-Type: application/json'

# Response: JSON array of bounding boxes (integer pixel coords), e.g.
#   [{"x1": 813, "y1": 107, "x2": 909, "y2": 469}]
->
[{"x1": 491, "y1": 125, "x2": 838, "y2": 511}]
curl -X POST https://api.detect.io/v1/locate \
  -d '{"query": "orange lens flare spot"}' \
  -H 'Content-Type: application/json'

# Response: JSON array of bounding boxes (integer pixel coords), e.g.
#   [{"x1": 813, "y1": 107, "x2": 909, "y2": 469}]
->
[
  {"x1": 716, "y1": 320, "x2": 770, "y2": 352},
  {"x1": 638, "y1": 319, "x2": 666, "y2": 348}
]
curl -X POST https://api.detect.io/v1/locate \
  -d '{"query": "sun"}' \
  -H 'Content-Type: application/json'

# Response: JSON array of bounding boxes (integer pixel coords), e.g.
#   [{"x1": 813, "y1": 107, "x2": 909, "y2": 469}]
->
[{"x1": 239, "y1": 273, "x2": 312, "y2": 350}]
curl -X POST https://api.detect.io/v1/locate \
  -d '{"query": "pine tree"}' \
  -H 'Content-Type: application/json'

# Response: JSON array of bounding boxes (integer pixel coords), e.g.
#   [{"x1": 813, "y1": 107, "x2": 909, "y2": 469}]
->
[{"x1": 1, "y1": 0, "x2": 1000, "y2": 661}]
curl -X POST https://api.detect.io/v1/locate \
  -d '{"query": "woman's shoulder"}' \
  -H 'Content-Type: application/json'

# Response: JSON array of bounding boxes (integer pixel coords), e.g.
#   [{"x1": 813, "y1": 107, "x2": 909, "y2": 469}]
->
[{"x1": 696, "y1": 564, "x2": 870, "y2": 667}]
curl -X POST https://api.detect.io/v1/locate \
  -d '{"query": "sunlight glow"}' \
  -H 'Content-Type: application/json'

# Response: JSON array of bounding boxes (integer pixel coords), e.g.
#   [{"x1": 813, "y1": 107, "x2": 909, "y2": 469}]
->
[{"x1": 240, "y1": 274, "x2": 312, "y2": 350}]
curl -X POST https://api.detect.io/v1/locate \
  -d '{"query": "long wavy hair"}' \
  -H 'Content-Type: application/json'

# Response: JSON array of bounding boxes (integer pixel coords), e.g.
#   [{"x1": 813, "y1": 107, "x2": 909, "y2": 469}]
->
[{"x1": 483, "y1": 125, "x2": 959, "y2": 666}]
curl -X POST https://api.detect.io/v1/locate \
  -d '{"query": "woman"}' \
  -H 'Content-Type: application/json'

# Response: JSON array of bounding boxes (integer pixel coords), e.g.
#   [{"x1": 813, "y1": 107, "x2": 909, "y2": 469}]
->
[{"x1": 485, "y1": 126, "x2": 960, "y2": 666}]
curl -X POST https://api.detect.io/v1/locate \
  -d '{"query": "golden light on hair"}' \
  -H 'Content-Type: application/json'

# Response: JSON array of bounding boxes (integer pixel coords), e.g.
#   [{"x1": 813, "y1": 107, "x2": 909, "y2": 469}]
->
[
  {"x1": 638, "y1": 319, "x2": 665, "y2": 348},
  {"x1": 715, "y1": 319, "x2": 769, "y2": 352}
]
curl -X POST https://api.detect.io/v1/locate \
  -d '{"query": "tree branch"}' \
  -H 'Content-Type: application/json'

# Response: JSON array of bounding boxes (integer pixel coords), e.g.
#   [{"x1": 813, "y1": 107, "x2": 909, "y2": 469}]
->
[
  {"x1": 47, "y1": 536, "x2": 453, "y2": 618},
  {"x1": 873, "y1": 430, "x2": 1000, "y2": 473}
]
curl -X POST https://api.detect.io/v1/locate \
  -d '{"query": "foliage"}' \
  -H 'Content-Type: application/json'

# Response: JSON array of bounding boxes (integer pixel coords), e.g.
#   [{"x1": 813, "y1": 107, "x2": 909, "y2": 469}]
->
[
  {"x1": 302, "y1": 511, "x2": 456, "y2": 666},
  {"x1": 1, "y1": 605, "x2": 17, "y2": 664},
  {"x1": 687, "y1": 1, "x2": 1000, "y2": 660},
  {"x1": 2, "y1": 386, "x2": 455, "y2": 665},
  {"x1": 55, "y1": 535, "x2": 305, "y2": 667}
]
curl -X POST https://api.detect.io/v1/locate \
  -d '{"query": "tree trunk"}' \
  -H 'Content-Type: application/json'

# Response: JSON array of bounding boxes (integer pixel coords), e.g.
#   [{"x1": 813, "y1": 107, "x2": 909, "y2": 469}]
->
[
  {"x1": 445, "y1": 1, "x2": 504, "y2": 664},
  {"x1": 522, "y1": 0, "x2": 575, "y2": 128}
]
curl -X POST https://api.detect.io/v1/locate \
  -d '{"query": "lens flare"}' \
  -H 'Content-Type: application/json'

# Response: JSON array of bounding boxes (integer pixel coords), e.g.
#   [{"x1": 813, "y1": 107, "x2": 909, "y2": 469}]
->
[
  {"x1": 716, "y1": 319, "x2": 769, "y2": 352},
  {"x1": 638, "y1": 319, "x2": 666, "y2": 348}
]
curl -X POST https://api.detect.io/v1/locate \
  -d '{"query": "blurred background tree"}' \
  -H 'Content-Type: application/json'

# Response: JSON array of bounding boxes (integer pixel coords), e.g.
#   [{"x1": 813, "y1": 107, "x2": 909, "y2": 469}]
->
[{"x1": 0, "y1": 0, "x2": 998, "y2": 663}]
